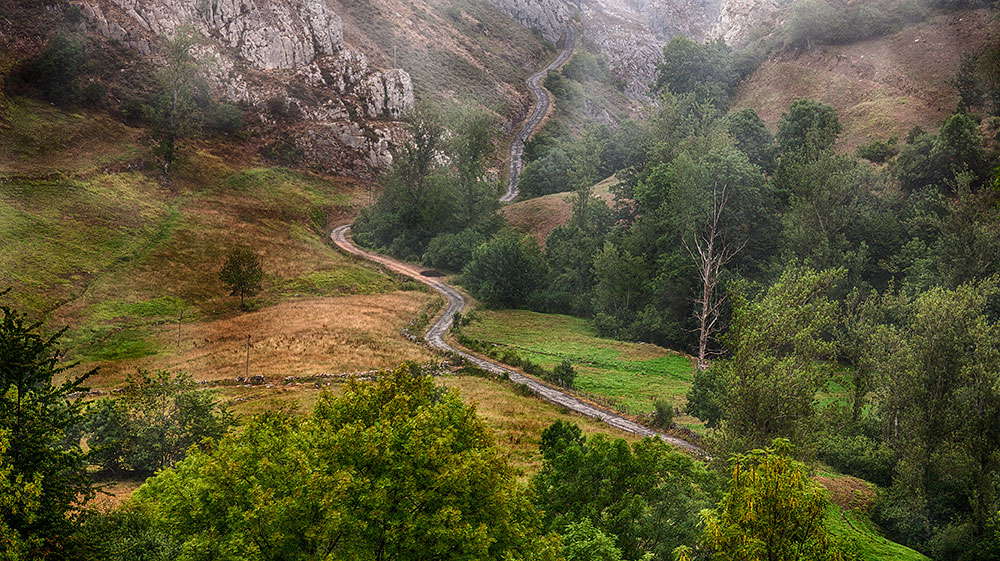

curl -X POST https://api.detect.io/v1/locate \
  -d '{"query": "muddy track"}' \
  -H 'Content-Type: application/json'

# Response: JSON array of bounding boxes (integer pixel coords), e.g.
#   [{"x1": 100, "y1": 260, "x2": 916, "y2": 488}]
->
[
  {"x1": 503, "y1": 26, "x2": 578, "y2": 203},
  {"x1": 330, "y1": 225, "x2": 702, "y2": 454}
]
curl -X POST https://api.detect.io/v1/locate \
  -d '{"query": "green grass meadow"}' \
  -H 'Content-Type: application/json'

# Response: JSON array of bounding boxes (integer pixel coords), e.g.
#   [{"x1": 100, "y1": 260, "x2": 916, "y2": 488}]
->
[{"x1": 461, "y1": 309, "x2": 702, "y2": 429}]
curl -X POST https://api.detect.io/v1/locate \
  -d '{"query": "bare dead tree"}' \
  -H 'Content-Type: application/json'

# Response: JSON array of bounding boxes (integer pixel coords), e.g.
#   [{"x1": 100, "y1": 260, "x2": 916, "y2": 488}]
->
[{"x1": 683, "y1": 181, "x2": 746, "y2": 371}]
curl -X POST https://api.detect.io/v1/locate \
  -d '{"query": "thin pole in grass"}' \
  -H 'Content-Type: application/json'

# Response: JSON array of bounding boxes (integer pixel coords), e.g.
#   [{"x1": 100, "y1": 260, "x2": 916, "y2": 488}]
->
[
  {"x1": 245, "y1": 334, "x2": 251, "y2": 378},
  {"x1": 177, "y1": 310, "x2": 183, "y2": 349}
]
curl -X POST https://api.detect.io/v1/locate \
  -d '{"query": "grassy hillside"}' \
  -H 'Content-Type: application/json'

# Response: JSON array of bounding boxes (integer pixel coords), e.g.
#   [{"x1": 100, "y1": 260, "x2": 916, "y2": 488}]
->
[
  {"x1": 1, "y1": 95, "x2": 648, "y2": 501},
  {"x1": 816, "y1": 473, "x2": 931, "y2": 560},
  {"x1": 0, "y1": 96, "x2": 436, "y2": 389},
  {"x1": 733, "y1": 8, "x2": 999, "y2": 151},
  {"x1": 503, "y1": 175, "x2": 618, "y2": 245}
]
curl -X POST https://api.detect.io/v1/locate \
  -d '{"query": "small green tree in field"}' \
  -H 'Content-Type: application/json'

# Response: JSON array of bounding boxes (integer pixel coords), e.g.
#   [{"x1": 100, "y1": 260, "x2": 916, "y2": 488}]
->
[
  {"x1": 219, "y1": 248, "x2": 263, "y2": 309},
  {"x1": 550, "y1": 360, "x2": 576, "y2": 387},
  {"x1": 676, "y1": 439, "x2": 848, "y2": 561}
]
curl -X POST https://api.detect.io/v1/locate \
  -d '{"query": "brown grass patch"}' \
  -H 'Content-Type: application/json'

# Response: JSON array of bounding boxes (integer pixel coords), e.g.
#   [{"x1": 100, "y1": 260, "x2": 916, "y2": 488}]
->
[
  {"x1": 815, "y1": 474, "x2": 877, "y2": 511},
  {"x1": 88, "y1": 479, "x2": 143, "y2": 510},
  {"x1": 732, "y1": 9, "x2": 998, "y2": 151},
  {"x1": 75, "y1": 292, "x2": 436, "y2": 389},
  {"x1": 503, "y1": 176, "x2": 618, "y2": 246}
]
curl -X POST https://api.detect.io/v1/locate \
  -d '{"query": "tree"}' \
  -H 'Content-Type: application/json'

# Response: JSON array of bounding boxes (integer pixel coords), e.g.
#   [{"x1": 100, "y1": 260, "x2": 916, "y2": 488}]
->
[
  {"x1": 680, "y1": 439, "x2": 849, "y2": 561},
  {"x1": 591, "y1": 242, "x2": 647, "y2": 339},
  {"x1": 655, "y1": 37, "x2": 737, "y2": 110},
  {"x1": 24, "y1": 32, "x2": 85, "y2": 104},
  {"x1": 0, "y1": 429, "x2": 43, "y2": 559},
  {"x1": 133, "y1": 364, "x2": 545, "y2": 561},
  {"x1": 689, "y1": 267, "x2": 843, "y2": 452},
  {"x1": 219, "y1": 247, "x2": 263, "y2": 309},
  {"x1": 0, "y1": 293, "x2": 93, "y2": 557},
  {"x1": 143, "y1": 27, "x2": 205, "y2": 173},
  {"x1": 658, "y1": 147, "x2": 765, "y2": 369},
  {"x1": 533, "y1": 426, "x2": 719, "y2": 561},
  {"x1": 518, "y1": 147, "x2": 574, "y2": 198},
  {"x1": 448, "y1": 106, "x2": 500, "y2": 230},
  {"x1": 550, "y1": 360, "x2": 576, "y2": 386},
  {"x1": 462, "y1": 232, "x2": 547, "y2": 308},
  {"x1": 725, "y1": 109, "x2": 775, "y2": 174},
  {"x1": 776, "y1": 99, "x2": 842, "y2": 158},
  {"x1": 84, "y1": 370, "x2": 233, "y2": 476},
  {"x1": 560, "y1": 518, "x2": 624, "y2": 561},
  {"x1": 875, "y1": 278, "x2": 1000, "y2": 554},
  {"x1": 952, "y1": 52, "x2": 986, "y2": 111}
]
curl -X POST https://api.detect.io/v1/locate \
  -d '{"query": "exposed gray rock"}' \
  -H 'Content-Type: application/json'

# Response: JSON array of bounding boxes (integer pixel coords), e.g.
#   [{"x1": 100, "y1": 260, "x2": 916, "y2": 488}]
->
[
  {"x1": 487, "y1": 0, "x2": 768, "y2": 99},
  {"x1": 710, "y1": 0, "x2": 779, "y2": 46},
  {"x1": 75, "y1": 0, "x2": 412, "y2": 175}
]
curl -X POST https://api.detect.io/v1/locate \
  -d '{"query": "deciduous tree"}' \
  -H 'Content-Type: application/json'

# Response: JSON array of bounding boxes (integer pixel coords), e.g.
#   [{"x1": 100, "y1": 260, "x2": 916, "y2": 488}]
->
[
  {"x1": 219, "y1": 247, "x2": 263, "y2": 309},
  {"x1": 679, "y1": 439, "x2": 848, "y2": 561},
  {"x1": 134, "y1": 365, "x2": 545, "y2": 561}
]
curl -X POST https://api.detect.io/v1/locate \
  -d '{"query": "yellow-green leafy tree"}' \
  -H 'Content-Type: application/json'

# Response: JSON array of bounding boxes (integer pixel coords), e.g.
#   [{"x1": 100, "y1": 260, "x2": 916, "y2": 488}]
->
[
  {"x1": 677, "y1": 439, "x2": 850, "y2": 561},
  {"x1": 133, "y1": 364, "x2": 550, "y2": 561}
]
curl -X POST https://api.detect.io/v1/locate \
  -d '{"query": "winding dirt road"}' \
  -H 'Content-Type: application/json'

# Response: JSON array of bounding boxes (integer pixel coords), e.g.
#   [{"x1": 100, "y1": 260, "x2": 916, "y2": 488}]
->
[
  {"x1": 503, "y1": 26, "x2": 578, "y2": 202},
  {"x1": 330, "y1": 225, "x2": 702, "y2": 454}
]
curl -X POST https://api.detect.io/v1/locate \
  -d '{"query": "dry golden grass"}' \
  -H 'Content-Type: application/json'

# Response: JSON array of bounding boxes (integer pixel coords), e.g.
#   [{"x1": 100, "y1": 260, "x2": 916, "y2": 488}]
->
[
  {"x1": 815, "y1": 474, "x2": 877, "y2": 512},
  {"x1": 88, "y1": 479, "x2": 143, "y2": 510},
  {"x1": 438, "y1": 373, "x2": 640, "y2": 475},
  {"x1": 75, "y1": 292, "x2": 437, "y2": 389},
  {"x1": 503, "y1": 176, "x2": 618, "y2": 246},
  {"x1": 732, "y1": 9, "x2": 998, "y2": 152}
]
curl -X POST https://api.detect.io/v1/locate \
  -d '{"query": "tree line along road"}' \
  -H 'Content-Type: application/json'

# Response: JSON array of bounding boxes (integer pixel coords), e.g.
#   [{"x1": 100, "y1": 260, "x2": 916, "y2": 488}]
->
[{"x1": 331, "y1": 25, "x2": 702, "y2": 455}]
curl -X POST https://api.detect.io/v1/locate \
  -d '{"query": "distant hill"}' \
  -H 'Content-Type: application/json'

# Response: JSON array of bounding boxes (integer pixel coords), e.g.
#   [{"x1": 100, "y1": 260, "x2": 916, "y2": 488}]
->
[
  {"x1": 732, "y1": 8, "x2": 998, "y2": 151},
  {"x1": 503, "y1": 175, "x2": 618, "y2": 246}
]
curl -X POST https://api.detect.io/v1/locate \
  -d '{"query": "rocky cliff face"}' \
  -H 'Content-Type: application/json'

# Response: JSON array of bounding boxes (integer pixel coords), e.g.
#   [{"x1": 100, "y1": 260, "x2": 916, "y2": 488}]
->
[
  {"x1": 710, "y1": 0, "x2": 779, "y2": 46},
  {"x1": 487, "y1": 0, "x2": 772, "y2": 99},
  {"x1": 77, "y1": 0, "x2": 413, "y2": 172}
]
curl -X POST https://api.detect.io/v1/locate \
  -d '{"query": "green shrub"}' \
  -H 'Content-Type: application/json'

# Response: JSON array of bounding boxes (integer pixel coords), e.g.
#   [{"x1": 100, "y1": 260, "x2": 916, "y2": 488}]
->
[
  {"x1": 261, "y1": 140, "x2": 305, "y2": 166},
  {"x1": 500, "y1": 348, "x2": 523, "y2": 367},
  {"x1": 423, "y1": 229, "x2": 486, "y2": 271},
  {"x1": 24, "y1": 31, "x2": 86, "y2": 104},
  {"x1": 462, "y1": 232, "x2": 548, "y2": 308},
  {"x1": 205, "y1": 102, "x2": 244, "y2": 135},
  {"x1": 816, "y1": 433, "x2": 894, "y2": 486},
  {"x1": 80, "y1": 81, "x2": 107, "y2": 107},
  {"x1": 856, "y1": 137, "x2": 899, "y2": 163},
  {"x1": 549, "y1": 359, "x2": 576, "y2": 386},
  {"x1": 652, "y1": 398, "x2": 674, "y2": 428}
]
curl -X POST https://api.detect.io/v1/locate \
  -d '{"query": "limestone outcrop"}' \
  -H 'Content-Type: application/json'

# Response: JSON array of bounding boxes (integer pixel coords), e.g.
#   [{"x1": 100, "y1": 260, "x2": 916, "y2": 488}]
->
[
  {"x1": 710, "y1": 0, "x2": 780, "y2": 46},
  {"x1": 76, "y1": 0, "x2": 413, "y2": 174}
]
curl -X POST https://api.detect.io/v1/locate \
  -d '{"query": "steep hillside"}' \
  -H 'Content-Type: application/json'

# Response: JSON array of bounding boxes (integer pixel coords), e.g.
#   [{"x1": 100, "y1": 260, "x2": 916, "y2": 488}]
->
[
  {"x1": 732, "y1": 8, "x2": 999, "y2": 151},
  {"x1": 329, "y1": 0, "x2": 553, "y2": 134},
  {"x1": 0, "y1": 96, "x2": 435, "y2": 389},
  {"x1": 484, "y1": 0, "x2": 783, "y2": 99}
]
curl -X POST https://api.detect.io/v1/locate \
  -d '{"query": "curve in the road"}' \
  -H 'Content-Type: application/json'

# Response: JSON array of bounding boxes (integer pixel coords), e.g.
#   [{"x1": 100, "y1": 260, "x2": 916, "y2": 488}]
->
[
  {"x1": 503, "y1": 26, "x2": 578, "y2": 203},
  {"x1": 331, "y1": 225, "x2": 703, "y2": 454}
]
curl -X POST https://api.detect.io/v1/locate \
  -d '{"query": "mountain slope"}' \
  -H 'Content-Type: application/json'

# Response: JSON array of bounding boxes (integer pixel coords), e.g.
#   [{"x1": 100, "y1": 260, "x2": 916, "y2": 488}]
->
[{"x1": 732, "y1": 8, "x2": 998, "y2": 151}]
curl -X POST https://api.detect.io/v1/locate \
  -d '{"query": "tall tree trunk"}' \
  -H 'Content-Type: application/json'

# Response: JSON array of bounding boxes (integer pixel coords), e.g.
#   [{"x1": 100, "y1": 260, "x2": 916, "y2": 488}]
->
[{"x1": 685, "y1": 182, "x2": 743, "y2": 370}]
